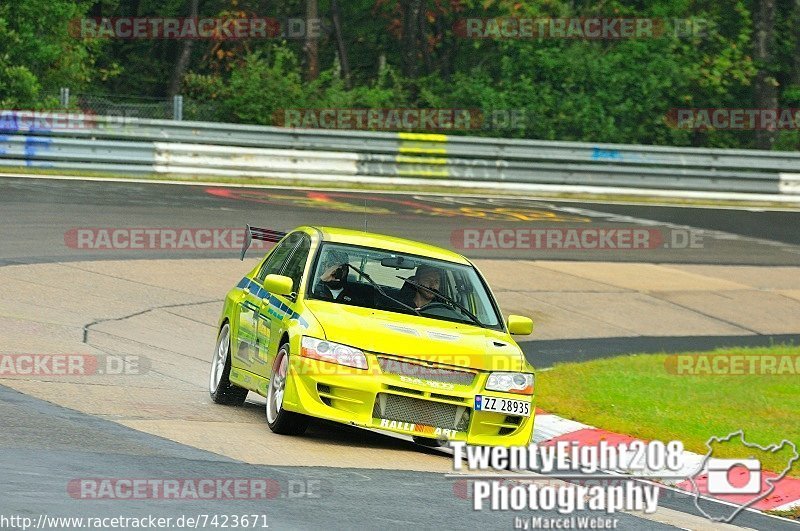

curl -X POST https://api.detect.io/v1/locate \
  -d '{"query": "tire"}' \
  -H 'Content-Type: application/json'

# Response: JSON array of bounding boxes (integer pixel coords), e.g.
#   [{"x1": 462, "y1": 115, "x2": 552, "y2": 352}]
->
[
  {"x1": 265, "y1": 342, "x2": 310, "y2": 435},
  {"x1": 209, "y1": 323, "x2": 248, "y2": 406}
]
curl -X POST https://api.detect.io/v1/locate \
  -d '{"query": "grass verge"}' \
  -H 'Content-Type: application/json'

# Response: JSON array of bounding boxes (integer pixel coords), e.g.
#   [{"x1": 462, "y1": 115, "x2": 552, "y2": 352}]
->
[
  {"x1": 536, "y1": 344, "x2": 800, "y2": 475},
  {"x1": 767, "y1": 506, "x2": 800, "y2": 519}
]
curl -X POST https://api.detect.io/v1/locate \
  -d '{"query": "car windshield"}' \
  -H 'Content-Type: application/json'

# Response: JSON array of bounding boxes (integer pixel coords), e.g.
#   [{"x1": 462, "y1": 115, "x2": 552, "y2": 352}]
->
[{"x1": 307, "y1": 242, "x2": 502, "y2": 329}]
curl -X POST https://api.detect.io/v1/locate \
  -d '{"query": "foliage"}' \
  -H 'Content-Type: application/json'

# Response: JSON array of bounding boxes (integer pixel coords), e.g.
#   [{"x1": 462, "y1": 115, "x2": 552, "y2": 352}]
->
[
  {"x1": 0, "y1": 0, "x2": 109, "y2": 107},
  {"x1": 5, "y1": 0, "x2": 800, "y2": 149}
]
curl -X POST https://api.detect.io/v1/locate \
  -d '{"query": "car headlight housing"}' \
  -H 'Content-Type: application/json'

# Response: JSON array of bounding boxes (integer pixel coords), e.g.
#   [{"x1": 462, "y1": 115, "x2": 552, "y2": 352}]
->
[
  {"x1": 485, "y1": 372, "x2": 534, "y2": 395},
  {"x1": 300, "y1": 336, "x2": 368, "y2": 370}
]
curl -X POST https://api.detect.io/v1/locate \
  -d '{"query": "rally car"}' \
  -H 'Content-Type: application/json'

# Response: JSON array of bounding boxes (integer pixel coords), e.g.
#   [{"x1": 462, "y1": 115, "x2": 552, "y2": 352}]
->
[{"x1": 209, "y1": 226, "x2": 536, "y2": 446}]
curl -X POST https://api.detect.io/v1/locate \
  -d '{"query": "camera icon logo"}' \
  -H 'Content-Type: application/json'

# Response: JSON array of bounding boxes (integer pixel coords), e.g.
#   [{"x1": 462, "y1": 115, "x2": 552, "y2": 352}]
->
[
  {"x1": 706, "y1": 458, "x2": 761, "y2": 495},
  {"x1": 689, "y1": 430, "x2": 799, "y2": 523}
]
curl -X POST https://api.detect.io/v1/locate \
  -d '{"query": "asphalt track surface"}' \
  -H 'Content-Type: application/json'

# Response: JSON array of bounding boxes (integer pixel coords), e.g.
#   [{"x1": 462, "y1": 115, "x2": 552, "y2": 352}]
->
[
  {"x1": 4, "y1": 385, "x2": 798, "y2": 531},
  {"x1": 2, "y1": 176, "x2": 800, "y2": 530},
  {"x1": 2, "y1": 176, "x2": 799, "y2": 362},
  {"x1": 2, "y1": 177, "x2": 800, "y2": 266},
  {"x1": 1, "y1": 385, "x2": 681, "y2": 531}
]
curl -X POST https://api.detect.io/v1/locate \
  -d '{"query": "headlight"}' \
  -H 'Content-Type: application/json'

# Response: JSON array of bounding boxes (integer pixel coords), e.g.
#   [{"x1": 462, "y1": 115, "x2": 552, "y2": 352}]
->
[
  {"x1": 300, "y1": 336, "x2": 368, "y2": 370},
  {"x1": 485, "y1": 372, "x2": 534, "y2": 395}
]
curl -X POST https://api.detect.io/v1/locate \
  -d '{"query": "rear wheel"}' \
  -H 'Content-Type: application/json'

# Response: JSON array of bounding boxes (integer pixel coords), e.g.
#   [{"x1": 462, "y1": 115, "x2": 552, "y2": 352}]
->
[
  {"x1": 209, "y1": 323, "x2": 248, "y2": 406},
  {"x1": 266, "y1": 342, "x2": 310, "y2": 435}
]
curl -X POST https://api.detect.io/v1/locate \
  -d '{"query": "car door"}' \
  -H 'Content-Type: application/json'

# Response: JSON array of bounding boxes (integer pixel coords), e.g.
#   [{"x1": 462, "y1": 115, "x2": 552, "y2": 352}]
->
[
  {"x1": 256, "y1": 233, "x2": 311, "y2": 379},
  {"x1": 234, "y1": 232, "x2": 302, "y2": 374}
]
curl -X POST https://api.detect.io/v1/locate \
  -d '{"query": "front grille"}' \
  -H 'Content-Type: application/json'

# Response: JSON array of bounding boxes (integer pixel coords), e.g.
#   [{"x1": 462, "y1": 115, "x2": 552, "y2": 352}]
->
[
  {"x1": 373, "y1": 393, "x2": 470, "y2": 431},
  {"x1": 377, "y1": 357, "x2": 475, "y2": 386},
  {"x1": 430, "y1": 392, "x2": 462, "y2": 402},
  {"x1": 387, "y1": 385, "x2": 424, "y2": 396}
]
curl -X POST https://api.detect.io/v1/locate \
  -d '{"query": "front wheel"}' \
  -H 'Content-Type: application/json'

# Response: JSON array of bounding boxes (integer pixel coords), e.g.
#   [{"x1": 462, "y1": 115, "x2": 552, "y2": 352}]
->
[
  {"x1": 209, "y1": 323, "x2": 248, "y2": 406},
  {"x1": 265, "y1": 343, "x2": 310, "y2": 435}
]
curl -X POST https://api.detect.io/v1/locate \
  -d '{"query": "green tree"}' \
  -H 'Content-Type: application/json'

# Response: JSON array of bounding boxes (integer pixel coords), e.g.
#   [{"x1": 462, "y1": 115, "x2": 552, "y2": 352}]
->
[{"x1": 0, "y1": 0, "x2": 108, "y2": 107}]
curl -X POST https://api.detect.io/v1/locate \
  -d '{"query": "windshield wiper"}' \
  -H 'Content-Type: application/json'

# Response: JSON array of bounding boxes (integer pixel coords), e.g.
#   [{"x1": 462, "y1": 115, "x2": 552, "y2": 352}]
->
[
  {"x1": 398, "y1": 276, "x2": 488, "y2": 329},
  {"x1": 344, "y1": 264, "x2": 420, "y2": 316}
]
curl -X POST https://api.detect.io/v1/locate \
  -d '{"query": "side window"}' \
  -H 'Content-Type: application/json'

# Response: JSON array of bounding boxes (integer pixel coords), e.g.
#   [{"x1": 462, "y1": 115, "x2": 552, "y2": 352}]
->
[
  {"x1": 281, "y1": 236, "x2": 311, "y2": 293},
  {"x1": 257, "y1": 232, "x2": 302, "y2": 283}
]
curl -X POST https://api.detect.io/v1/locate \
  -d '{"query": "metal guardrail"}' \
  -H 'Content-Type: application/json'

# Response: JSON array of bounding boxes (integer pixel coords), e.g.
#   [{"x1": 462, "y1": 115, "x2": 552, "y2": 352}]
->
[{"x1": 1, "y1": 115, "x2": 798, "y2": 195}]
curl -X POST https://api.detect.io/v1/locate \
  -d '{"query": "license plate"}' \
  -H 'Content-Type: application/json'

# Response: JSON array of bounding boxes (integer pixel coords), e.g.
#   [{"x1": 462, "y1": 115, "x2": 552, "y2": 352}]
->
[{"x1": 474, "y1": 395, "x2": 531, "y2": 417}]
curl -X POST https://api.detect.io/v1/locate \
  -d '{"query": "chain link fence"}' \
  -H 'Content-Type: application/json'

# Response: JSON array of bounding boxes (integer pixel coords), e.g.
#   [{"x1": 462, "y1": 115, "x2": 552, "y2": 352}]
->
[
  {"x1": 24, "y1": 89, "x2": 230, "y2": 123},
  {"x1": 74, "y1": 92, "x2": 177, "y2": 120},
  {"x1": 50, "y1": 88, "x2": 222, "y2": 121},
  {"x1": 66, "y1": 91, "x2": 179, "y2": 120},
  {"x1": 181, "y1": 97, "x2": 227, "y2": 122}
]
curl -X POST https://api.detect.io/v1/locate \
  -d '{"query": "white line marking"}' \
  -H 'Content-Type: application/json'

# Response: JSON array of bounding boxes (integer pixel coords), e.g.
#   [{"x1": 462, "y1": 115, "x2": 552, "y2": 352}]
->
[{"x1": 2, "y1": 171, "x2": 799, "y2": 210}]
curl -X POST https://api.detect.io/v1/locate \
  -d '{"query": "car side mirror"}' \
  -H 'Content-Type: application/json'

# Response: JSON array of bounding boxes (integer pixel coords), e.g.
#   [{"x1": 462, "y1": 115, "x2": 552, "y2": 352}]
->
[
  {"x1": 263, "y1": 274, "x2": 294, "y2": 297},
  {"x1": 507, "y1": 315, "x2": 534, "y2": 335}
]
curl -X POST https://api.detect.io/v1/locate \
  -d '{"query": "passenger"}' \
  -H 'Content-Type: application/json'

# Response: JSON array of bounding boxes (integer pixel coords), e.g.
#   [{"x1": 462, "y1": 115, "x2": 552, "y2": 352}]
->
[{"x1": 314, "y1": 249, "x2": 373, "y2": 306}]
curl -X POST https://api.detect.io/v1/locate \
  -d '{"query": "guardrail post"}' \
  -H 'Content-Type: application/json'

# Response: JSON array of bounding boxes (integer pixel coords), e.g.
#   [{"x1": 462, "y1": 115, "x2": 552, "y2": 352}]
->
[
  {"x1": 60, "y1": 87, "x2": 70, "y2": 108},
  {"x1": 173, "y1": 95, "x2": 183, "y2": 121}
]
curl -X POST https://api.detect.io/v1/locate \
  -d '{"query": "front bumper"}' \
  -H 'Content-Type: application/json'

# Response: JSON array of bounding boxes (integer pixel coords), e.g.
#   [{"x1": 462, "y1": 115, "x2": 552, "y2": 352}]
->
[{"x1": 282, "y1": 352, "x2": 535, "y2": 447}]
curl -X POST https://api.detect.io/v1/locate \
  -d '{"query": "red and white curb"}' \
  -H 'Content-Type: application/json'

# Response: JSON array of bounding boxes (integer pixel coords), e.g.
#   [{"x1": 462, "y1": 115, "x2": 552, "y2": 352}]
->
[{"x1": 533, "y1": 411, "x2": 800, "y2": 513}]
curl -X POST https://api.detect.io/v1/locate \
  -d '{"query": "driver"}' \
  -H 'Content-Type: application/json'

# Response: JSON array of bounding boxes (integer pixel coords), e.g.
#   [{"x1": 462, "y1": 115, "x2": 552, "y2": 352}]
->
[
  {"x1": 314, "y1": 249, "x2": 372, "y2": 305},
  {"x1": 408, "y1": 265, "x2": 442, "y2": 309}
]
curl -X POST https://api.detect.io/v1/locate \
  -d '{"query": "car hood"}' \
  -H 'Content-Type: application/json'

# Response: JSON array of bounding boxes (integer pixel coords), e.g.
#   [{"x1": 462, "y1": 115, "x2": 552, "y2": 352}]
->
[{"x1": 304, "y1": 300, "x2": 527, "y2": 372}]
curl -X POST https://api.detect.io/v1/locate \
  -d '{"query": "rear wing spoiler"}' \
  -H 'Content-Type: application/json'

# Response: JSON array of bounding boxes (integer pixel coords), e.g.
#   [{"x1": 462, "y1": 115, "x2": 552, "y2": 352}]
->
[{"x1": 240, "y1": 225, "x2": 287, "y2": 260}]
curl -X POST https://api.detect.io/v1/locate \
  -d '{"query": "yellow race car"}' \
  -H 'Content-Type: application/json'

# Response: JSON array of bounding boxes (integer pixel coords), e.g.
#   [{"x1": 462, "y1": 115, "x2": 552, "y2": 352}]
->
[{"x1": 209, "y1": 226, "x2": 535, "y2": 446}]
